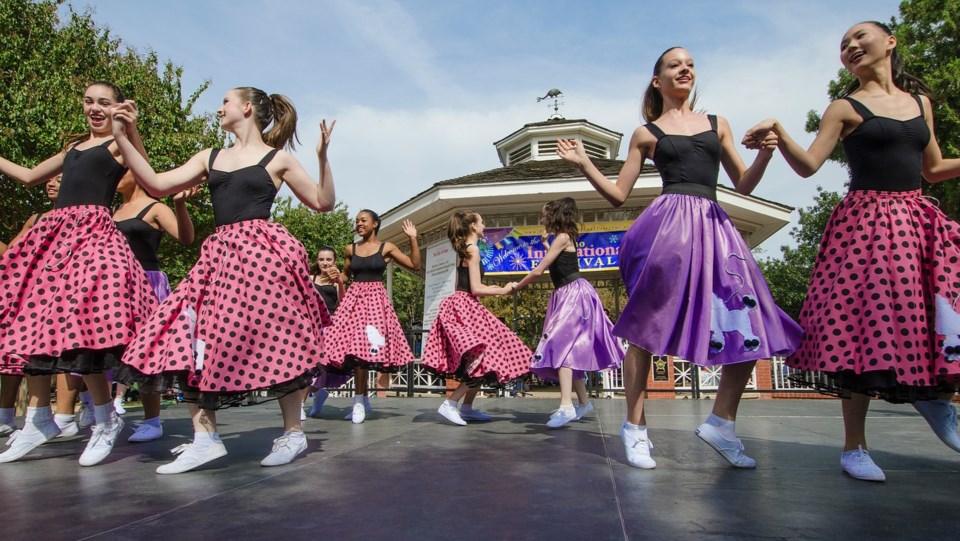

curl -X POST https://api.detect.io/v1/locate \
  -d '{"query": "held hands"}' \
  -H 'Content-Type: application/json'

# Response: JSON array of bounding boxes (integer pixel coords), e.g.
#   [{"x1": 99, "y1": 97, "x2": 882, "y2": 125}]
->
[
  {"x1": 504, "y1": 282, "x2": 519, "y2": 295},
  {"x1": 742, "y1": 119, "x2": 779, "y2": 150},
  {"x1": 110, "y1": 101, "x2": 139, "y2": 138},
  {"x1": 324, "y1": 266, "x2": 342, "y2": 283},
  {"x1": 401, "y1": 219, "x2": 418, "y2": 239},
  {"x1": 556, "y1": 138, "x2": 588, "y2": 166},
  {"x1": 316, "y1": 119, "x2": 336, "y2": 156},
  {"x1": 173, "y1": 185, "x2": 202, "y2": 202}
]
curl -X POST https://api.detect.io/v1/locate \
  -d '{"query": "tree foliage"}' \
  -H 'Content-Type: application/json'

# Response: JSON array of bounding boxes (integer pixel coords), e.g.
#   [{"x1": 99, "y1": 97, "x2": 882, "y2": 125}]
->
[
  {"x1": 806, "y1": 0, "x2": 960, "y2": 215},
  {"x1": 758, "y1": 186, "x2": 843, "y2": 320},
  {"x1": 0, "y1": 0, "x2": 223, "y2": 283}
]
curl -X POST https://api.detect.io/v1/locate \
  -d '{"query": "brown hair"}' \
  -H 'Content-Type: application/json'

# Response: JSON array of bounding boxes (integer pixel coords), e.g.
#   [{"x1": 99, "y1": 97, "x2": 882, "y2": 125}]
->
[
  {"x1": 543, "y1": 197, "x2": 580, "y2": 241},
  {"x1": 840, "y1": 21, "x2": 934, "y2": 99},
  {"x1": 62, "y1": 81, "x2": 127, "y2": 152},
  {"x1": 447, "y1": 210, "x2": 481, "y2": 261},
  {"x1": 641, "y1": 47, "x2": 699, "y2": 122},
  {"x1": 234, "y1": 87, "x2": 301, "y2": 150}
]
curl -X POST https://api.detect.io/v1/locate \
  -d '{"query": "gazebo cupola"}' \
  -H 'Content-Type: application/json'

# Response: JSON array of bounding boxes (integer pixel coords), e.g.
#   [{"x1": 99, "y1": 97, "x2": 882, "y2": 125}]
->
[{"x1": 493, "y1": 117, "x2": 623, "y2": 166}]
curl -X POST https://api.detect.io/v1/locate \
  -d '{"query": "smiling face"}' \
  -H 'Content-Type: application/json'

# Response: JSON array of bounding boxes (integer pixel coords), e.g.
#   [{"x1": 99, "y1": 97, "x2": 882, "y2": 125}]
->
[
  {"x1": 355, "y1": 211, "x2": 379, "y2": 237},
  {"x1": 83, "y1": 84, "x2": 120, "y2": 135},
  {"x1": 45, "y1": 175, "x2": 61, "y2": 202},
  {"x1": 217, "y1": 90, "x2": 248, "y2": 132},
  {"x1": 652, "y1": 48, "x2": 695, "y2": 98},
  {"x1": 840, "y1": 22, "x2": 896, "y2": 75}
]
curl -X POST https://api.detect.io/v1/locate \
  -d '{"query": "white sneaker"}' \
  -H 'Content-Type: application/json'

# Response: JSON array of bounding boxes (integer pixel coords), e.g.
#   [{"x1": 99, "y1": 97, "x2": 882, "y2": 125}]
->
[
  {"x1": 438, "y1": 401, "x2": 466, "y2": 426},
  {"x1": 78, "y1": 416, "x2": 124, "y2": 466},
  {"x1": 260, "y1": 433, "x2": 308, "y2": 467},
  {"x1": 621, "y1": 422, "x2": 656, "y2": 469},
  {"x1": 300, "y1": 406, "x2": 307, "y2": 421},
  {"x1": 113, "y1": 399, "x2": 126, "y2": 416},
  {"x1": 575, "y1": 401, "x2": 595, "y2": 420},
  {"x1": 0, "y1": 422, "x2": 15, "y2": 437},
  {"x1": 913, "y1": 399, "x2": 960, "y2": 453},
  {"x1": 695, "y1": 422, "x2": 757, "y2": 469},
  {"x1": 547, "y1": 407, "x2": 578, "y2": 429},
  {"x1": 54, "y1": 420, "x2": 79, "y2": 439},
  {"x1": 350, "y1": 402, "x2": 366, "y2": 424},
  {"x1": 0, "y1": 422, "x2": 61, "y2": 463},
  {"x1": 77, "y1": 404, "x2": 95, "y2": 428},
  {"x1": 344, "y1": 397, "x2": 372, "y2": 420},
  {"x1": 841, "y1": 446, "x2": 886, "y2": 482},
  {"x1": 156, "y1": 441, "x2": 228, "y2": 474},
  {"x1": 128, "y1": 422, "x2": 163, "y2": 443},
  {"x1": 460, "y1": 407, "x2": 492, "y2": 422}
]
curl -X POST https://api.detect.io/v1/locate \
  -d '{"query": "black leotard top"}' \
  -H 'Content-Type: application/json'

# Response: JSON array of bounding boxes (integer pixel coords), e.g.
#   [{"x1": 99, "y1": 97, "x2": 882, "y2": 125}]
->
[
  {"x1": 842, "y1": 95, "x2": 930, "y2": 192},
  {"x1": 548, "y1": 250, "x2": 581, "y2": 289},
  {"x1": 455, "y1": 244, "x2": 482, "y2": 293},
  {"x1": 350, "y1": 242, "x2": 387, "y2": 282},
  {"x1": 115, "y1": 201, "x2": 162, "y2": 271},
  {"x1": 56, "y1": 139, "x2": 127, "y2": 209},
  {"x1": 644, "y1": 115, "x2": 720, "y2": 201},
  {"x1": 207, "y1": 149, "x2": 279, "y2": 226},
  {"x1": 314, "y1": 282, "x2": 339, "y2": 314}
]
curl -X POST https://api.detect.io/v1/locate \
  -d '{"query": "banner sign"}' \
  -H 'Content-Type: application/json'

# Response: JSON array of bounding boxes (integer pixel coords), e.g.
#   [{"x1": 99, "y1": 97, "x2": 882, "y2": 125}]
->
[{"x1": 480, "y1": 221, "x2": 633, "y2": 275}]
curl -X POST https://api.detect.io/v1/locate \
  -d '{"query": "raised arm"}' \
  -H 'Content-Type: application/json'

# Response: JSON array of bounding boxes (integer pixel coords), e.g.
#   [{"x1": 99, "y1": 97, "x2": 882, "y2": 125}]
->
[
  {"x1": 112, "y1": 103, "x2": 209, "y2": 196},
  {"x1": 275, "y1": 120, "x2": 336, "y2": 212},
  {"x1": 513, "y1": 232, "x2": 573, "y2": 291},
  {"x1": 0, "y1": 152, "x2": 65, "y2": 188},
  {"x1": 557, "y1": 127, "x2": 652, "y2": 207},
  {"x1": 919, "y1": 95, "x2": 960, "y2": 183},
  {"x1": 743, "y1": 100, "x2": 850, "y2": 178},
  {"x1": 717, "y1": 116, "x2": 777, "y2": 195},
  {"x1": 383, "y1": 220, "x2": 421, "y2": 272}
]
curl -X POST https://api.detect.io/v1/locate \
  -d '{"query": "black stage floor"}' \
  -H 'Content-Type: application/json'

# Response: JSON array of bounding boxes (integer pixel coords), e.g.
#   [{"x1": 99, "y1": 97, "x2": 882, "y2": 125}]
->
[{"x1": 0, "y1": 397, "x2": 956, "y2": 540}]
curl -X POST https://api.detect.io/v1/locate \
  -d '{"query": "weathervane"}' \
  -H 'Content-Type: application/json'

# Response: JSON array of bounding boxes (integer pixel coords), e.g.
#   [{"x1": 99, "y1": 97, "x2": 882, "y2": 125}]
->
[{"x1": 537, "y1": 88, "x2": 564, "y2": 120}]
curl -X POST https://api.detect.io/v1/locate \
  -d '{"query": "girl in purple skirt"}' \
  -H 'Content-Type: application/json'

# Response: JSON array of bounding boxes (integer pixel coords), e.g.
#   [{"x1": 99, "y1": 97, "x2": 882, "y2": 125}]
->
[
  {"x1": 110, "y1": 88, "x2": 336, "y2": 473},
  {"x1": 744, "y1": 21, "x2": 960, "y2": 481},
  {"x1": 558, "y1": 47, "x2": 801, "y2": 469},
  {"x1": 302, "y1": 245, "x2": 348, "y2": 418},
  {"x1": 422, "y1": 210, "x2": 530, "y2": 426},
  {"x1": 0, "y1": 82, "x2": 158, "y2": 466},
  {"x1": 512, "y1": 197, "x2": 624, "y2": 428}
]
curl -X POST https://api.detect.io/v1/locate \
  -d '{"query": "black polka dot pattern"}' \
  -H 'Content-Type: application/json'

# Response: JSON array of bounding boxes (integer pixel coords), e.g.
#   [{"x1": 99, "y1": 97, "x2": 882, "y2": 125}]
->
[
  {"x1": 0, "y1": 206, "x2": 158, "y2": 369},
  {"x1": 324, "y1": 281, "x2": 414, "y2": 373},
  {"x1": 422, "y1": 291, "x2": 532, "y2": 384},
  {"x1": 788, "y1": 189, "x2": 960, "y2": 394},
  {"x1": 119, "y1": 219, "x2": 331, "y2": 393}
]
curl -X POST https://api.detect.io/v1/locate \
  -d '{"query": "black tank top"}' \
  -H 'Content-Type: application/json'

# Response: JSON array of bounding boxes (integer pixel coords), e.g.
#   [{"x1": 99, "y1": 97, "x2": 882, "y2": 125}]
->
[
  {"x1": 350, "y1": 242, "x2": 387, "y2": 282},
  {"x1": 455, "y1": 245, "x2": 482, "y2": 293},
  {"x1": 645, "y1": 115, "x2": 720, "y2": 201},
  {"x1": 314, "y1": 282, "x2": 339, "y2": 314},
  {"x1": 548, "y1": 250, "x2": 581, "y2": 289},
  {"x1": 56, "y1": 139, "x2": 127, "y2": 209},
  {"x1": 115, "y1": 201, "x2": 162, "y2": 271},
  {"x1": 842, "y1": 95, "x2": 930, "y2": 192},
  {"x1": 207, "y1": 149, "x2": 279, "y2": 226}
]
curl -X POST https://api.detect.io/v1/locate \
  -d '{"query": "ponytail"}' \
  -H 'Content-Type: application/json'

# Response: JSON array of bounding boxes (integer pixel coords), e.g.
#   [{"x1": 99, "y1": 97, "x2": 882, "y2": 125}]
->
[
  {"x1": 641, "y1": 47, "x2": 698, "y2": 122},
  {"x1": 234, "y1": 87, "x2": 301, "y2": 150}
]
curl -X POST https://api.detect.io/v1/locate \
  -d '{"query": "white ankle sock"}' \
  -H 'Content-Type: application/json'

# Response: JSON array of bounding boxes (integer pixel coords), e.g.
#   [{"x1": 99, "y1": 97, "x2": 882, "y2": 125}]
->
[
  {"x1": 23, "y1": 407, "x2": 52, "y2": 433},
  {"x1": 623, "y1": 421, "x2": 647, "y2": 437},
  {"x1": 285, "y1": 430, "x2": 305, "y2": 439},
  {"x1": 54, "y1": 413, "x2": 75, "y2": 427},
  {"x1": 705, "y1": 413, "x2": 736, "y2": 440},
  {"x1": 557, "y1": 404, "x2": 575, "y2": 413},
  {"x1": 444, "y1": 399, "x2": 459, "y2": 408},
  {"x1": 79, "y1": 391, "x2": 92, "y2": 405},
  {"x1": 193, "y1": 431, "x2": 222, "y2": 450}
]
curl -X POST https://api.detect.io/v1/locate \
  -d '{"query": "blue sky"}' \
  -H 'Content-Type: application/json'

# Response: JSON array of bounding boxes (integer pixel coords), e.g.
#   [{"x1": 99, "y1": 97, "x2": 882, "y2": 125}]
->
[{"x1": 69, "y1": 0, "x2": 903, "y2": 254}]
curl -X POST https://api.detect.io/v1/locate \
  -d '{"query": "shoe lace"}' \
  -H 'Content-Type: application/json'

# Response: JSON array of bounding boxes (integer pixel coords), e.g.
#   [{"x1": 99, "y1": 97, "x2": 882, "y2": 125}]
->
[
  {"x1": 271, "y1": 436, "x2": 295, "y2": 453},
  {"x1": 88, "y1": 424, "x2": 112, "y2": 447},
  {"x1": 170, "y1": 443, "x2": 193, "y2": 456},
  {"x1": 5, "y1": 430, "x2": 21, "y2": 446}
]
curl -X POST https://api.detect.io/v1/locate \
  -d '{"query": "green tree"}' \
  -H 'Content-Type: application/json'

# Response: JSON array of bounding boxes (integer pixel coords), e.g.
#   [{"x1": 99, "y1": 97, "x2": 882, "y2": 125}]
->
[
  {"x1": 806, "y1": 0, "x2": 960, "y2": 215},
  {"x1": 758, "y1": 186, "x2": 843, "y2": 320},
  {"x1": 0, "y1": 0, "x2": 222, "y2": 283},
  {"x1": 271, "y1": 197, "x2": 354, "y2": 270}
]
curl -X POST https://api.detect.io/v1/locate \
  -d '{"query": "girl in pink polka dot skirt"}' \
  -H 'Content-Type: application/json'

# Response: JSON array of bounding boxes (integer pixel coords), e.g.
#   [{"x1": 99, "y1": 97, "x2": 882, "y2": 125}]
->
[
  {"x1": 512, "y1": 198, "x2": 624, "y2": 429},
  {"x1": 110, "y1": 87, "x2": 336, "y2": 474},
  {"x1": 745, "y1": 21, "x2": 960, "y2": 481},
  {"x1": 421, "y1": 210, "x2": 531, "y2": 426},
  {"x1": 0, "y1": 82, "x2": 158, "y2": 466},
  {"x1": 324, "y1": 210, "x2": 420, "y2": 424}
]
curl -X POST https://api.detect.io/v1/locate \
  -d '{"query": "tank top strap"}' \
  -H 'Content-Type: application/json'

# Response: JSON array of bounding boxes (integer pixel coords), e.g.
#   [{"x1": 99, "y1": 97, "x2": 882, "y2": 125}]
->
[
  {"x1": 843, "y1": 97, "x2": 875, "y2": 121},
  {"x1": 708, "y1": 114, "x2": 718, "y2": 131},
  {"x1": 644, "y1": 122, "x2": 666, "y2": 140},
  {"x1": 134, "y1": 201, "x2": 159, "y2": 220},
  {"x1": 208, "y1": 148, "x2": 221, "y2": 171},
  {"x1": 912, "y1": 94, "x2": 925, "y2": 119},
  {"x1": 351, "y1": 242, "x2": 357, "y2": 255},
  {"x1": 98, "y1": 138, "x2": 115, "y2": 148},
  {"x1": 257, "y1": 149, "x2": 280, "y2": 168},
  {"x1": 376, "y1": 242, "x2": 386, "y2": 255}
]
